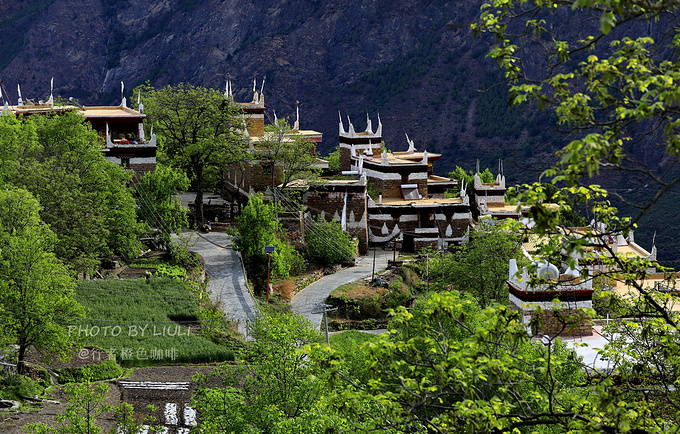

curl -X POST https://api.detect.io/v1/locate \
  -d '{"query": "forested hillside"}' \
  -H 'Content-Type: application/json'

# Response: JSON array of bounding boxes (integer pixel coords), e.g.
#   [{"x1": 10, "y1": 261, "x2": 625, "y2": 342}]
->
[
  {"x1": 0, "y1": 0, "x2": 566, "y2": 171},
  {"x1": 0, "y1": 0, "x2": 674, "y2": 263}
]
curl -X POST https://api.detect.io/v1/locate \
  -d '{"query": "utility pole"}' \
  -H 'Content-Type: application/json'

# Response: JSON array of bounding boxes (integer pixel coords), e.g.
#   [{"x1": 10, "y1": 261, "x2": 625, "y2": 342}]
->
[
  {"x1": 264, "y1": 246, "x2": 276, "y2": 303},
  {"x1": 371, "y1": 246, "x2": 376, "y2": 283},
  {"x1": 313, "y1": 303, "x2": 338, "y2": 346}
]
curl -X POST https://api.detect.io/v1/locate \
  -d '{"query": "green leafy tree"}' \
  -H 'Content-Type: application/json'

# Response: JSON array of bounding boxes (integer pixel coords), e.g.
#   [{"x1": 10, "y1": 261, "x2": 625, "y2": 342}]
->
[
  {"x1": 304, "y1": 215, "x2": 356, "y2": 267},
  {"x1": 473, "y1": 0, "x2": 680, "y2": 226},
  {"x1": 0, "y1": 111, "x2": 143, "y2": 273},
  {"x1": 471, "y1": 1, "x2": 680, "y2": 431},
  {"x1": 24, "y1": 382, "x2": 110, "y2": 434},
  {"x1": 233, "y1": 193, "x2": 301, "y2": 293},
  {"x1": 326, "y1": 146, "x2": 341, "y2": 172},
  {"x1": 139, "y1": 82, "x2": 247, "y2": 225},
  {"x1": 449, "y1": 166, "x2": 493, "y2": 195},
  {"x1": 0, "y1": 188, "x2": 84, "y2": 374},
  {"x1": 192, "y1": 312, "x2": 328, "y2": 434},
  {"x1": 134, "y1": 163, "x2": 190, "y2": 249},
  {"x1": 24, "y1": 381, "x2": 160, "y2": 434},
  {"x1": 256, "y1": 118, "x2": 321, "y2": 190},
  {"x1": 425, "y1": 220, "x2": 523, "y2": 307},
  {"x1": 111, "y1": 402, "x2": 160, "y2": 434},
  {"x1": 310, "y1": 291, "x2": 586, "y2": 433},
  {"x1": 448, "y1": 166, "x2": 495, "y2": 211}
]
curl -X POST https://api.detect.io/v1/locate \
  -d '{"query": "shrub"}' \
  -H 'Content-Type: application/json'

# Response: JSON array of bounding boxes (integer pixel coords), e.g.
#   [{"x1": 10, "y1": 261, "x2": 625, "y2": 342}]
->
[
  {"x1": 233, "y1": 193, "x2": 302, "y2": 293},
  {"x1": 288, "y1": 249, "x2": 307, "y2": 276},
  {"x1": 329, "y1": 331, "x2": 379, "y2": 383},
  {"x1": 0, "y1": 374, "x2": 44, "y2": 400},
  {"x1": 305, "y1": 216, "x2": 355, "y2": 267},
  {"x1": 169, "y1": 241, "x2": 201, "y2": 271},
  {"x1": 1, "y1": 375, "x2": 41, "y2": 399},
  {"x1": 156, "y1": 263, "x2": 187, "y2": 279},
  {"x1": 57, "y1": 359, "x2": 124, "y2": 384},
  {"x1": 384, "y1": 277, "x2": 413, "y2": 309}
]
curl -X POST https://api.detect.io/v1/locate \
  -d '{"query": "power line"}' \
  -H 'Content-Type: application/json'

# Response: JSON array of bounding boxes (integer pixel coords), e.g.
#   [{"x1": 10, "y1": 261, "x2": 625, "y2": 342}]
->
[{"x1": 273, "y1": 189, "x2": 355, "y2": 258}]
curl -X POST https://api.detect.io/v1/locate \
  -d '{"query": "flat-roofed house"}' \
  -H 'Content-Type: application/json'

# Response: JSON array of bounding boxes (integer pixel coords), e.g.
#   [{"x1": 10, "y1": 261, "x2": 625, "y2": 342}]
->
[
  {"x1": 338, "y1": 114, "x2": 470, "y2": 251},
  {"x1": 4, "y1": 87, "x2": 156, "y2": 178}
]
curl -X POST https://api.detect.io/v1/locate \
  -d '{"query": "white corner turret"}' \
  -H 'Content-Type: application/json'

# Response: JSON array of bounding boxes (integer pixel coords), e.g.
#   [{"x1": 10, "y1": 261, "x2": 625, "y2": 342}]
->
[
  {"x1": 338, "y1": 111, "x2": 345, "y2": 134},
  {"x1": 406, "y1": 133, "x2": 416, "y2": 153}
]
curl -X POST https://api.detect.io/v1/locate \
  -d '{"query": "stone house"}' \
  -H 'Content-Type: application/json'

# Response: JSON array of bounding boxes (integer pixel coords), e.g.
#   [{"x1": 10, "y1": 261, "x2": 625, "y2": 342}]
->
[
  {"x1": 507, "y1": 258, "x2": 594, "y2": 337},
  {"x1": 3, "y1": 88, "x2": 156, "y2": 178},
  {"x1": 337, "y1": 114, "x2": 470, "y2": 251},
  {"x1": 223, "y1": 81, "x2": 325, "y2": 199}
]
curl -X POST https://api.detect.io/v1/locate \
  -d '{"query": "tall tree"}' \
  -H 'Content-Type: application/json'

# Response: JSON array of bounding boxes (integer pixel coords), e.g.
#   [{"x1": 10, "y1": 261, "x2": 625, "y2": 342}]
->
[
  {"x1": 473, "y1": 0, "x2": 680, "y2": 226},
  {"x1": 192, "y1": 312, "x2": 324, "y2": 434},
  {"x1": 0, "y1": 111, "x2": 143, "y2": 273},
  {"x1": 139, "y1": 83, "x2": 247, "y2": 225},
  {"x1": 473, "y1": 1, "x2": 680, "y2": 430},
  {"x1": 233, "y1": 193, "x2": 300, "y2": 294},
  {"x1": 427, "y1": 220, "x2": 524, "y2": 307},
  {"x1": 0, "y1": 188, "x2": 83, "y2": 374},
  {"x1": 134, "y1": 163, "x2": 190, "y2": 249},
  {"x1": 309, "y1": 291, "x2": 587, "y2": 433},
  {"x1": 256, "y1": 119, "x2": 321, "y2": 190}
]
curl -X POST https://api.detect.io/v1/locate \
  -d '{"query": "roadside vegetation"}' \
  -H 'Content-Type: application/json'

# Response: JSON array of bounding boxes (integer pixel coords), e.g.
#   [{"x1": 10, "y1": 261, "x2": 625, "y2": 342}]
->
[{"x1": 233, "y1": 192, "x2": 358, "y2": 297}]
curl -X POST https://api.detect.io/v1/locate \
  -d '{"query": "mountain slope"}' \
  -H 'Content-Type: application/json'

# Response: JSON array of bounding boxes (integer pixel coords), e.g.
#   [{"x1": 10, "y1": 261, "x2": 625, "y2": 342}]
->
[{"x1": 0, "y1": 0, "x2": 674, "y2": 263}]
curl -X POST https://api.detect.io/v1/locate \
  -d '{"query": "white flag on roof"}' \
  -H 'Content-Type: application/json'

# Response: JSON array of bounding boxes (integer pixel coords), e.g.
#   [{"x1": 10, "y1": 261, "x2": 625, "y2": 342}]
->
[{"x1": 341, "y1": 193, "x2": 347, "y2": 231}]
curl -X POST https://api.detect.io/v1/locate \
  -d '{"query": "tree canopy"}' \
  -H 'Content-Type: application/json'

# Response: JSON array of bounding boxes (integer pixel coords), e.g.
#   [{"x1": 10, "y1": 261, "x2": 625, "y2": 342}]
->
[
  {"x1": 470, "y1": 1, "x2": 680, "y2": 431},
  {"x1": 256, "y1": 118, "x2": 321, "y2": 190},
  {"x1": 139, "y1": 82, "x2": 248, "y2": 224},
  {"x1": 424, "y1": 220, "x2": 524, "y2": 307},
  {"x1": 233, "y1": 193, "x2": 302, "y2": 294},
  {"x1": 473, "y1": 0, "x2": 680, "y2": 227},
  {"x1": 0, "y1": 188, "x2": 83, "y2": 374},
  {"x1": 311, "y1": 291, "x2": 587, "y2": 433},
  {"x1": 192, "y1": 312, "x2": 325, "y2": 434},
  {"x1": 134, "y1": 163, "x2": 190, "y2": 249},
  {"x1": 0, "y1": 110, "x2": 143, "y2": 273}
]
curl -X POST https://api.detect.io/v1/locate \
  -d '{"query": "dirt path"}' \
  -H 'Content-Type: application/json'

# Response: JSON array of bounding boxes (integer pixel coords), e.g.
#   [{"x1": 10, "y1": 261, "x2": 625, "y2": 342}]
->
[{"x1": 1, "y1": 365, "x2": 222, "y2": 434}]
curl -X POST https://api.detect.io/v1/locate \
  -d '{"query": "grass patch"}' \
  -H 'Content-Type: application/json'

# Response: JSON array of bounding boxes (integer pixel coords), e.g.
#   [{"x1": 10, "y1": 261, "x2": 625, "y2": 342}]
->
[
  {"x1": 329, "y1": 330, "x2": 378, "y2": 348},
  {"x1": 71, "y1": 278, "x2": 235, "y2": 366},
  {"x1": 327, "y1": 281, "x2": 387, "y2": 321},
  {"x1": 329, "y1": 331, "x2": 380, "y2": 383},
  {"x1": 0, "y1": 375, "x2": 44, "y2": 401},
  {"x1": 56, "y1": 359, "x2": 125, "y2": 384},
  {"x1": 327, "y1": 270, "x2": 415, "y2": 326},
  {"x1": 329, "y1": 281, "x2": 372, "y2": 298}
]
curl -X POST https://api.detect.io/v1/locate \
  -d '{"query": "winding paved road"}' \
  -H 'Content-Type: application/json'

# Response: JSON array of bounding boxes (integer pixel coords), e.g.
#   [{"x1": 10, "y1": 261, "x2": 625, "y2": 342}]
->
[
  {"x1": 181, "y1": 227, "x2": 392, "y2": 335},
  {"x1": 292, "y1": 249, "x2": 392, "y2": 330},
  {"x1": 180, "y1": 231, "x2": 257, "y2": 339}
]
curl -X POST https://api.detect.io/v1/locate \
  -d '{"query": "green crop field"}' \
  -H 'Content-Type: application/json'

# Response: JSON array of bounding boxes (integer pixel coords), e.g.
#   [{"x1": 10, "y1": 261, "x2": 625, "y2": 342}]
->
[{"x1": 70, "y1": 278, "x2": 234, "y2": 366}]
